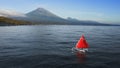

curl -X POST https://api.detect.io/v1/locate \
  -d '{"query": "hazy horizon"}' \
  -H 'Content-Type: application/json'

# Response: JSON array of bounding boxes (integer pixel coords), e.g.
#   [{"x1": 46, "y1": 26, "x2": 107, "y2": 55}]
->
[{"x1": 0, "y1": 0, "x2": 120, "y2": 24}]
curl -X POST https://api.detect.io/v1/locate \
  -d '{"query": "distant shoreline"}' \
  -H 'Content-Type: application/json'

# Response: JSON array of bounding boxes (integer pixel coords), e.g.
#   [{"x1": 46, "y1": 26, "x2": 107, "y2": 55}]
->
[{"x1": 0, "y1": 16, "x2": 120, "y2": 26}]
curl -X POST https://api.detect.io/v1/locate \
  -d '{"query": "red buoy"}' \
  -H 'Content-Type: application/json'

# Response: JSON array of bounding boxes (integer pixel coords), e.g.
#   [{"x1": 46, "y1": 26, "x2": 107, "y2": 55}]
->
[{"x1": 75, "y1": 35, "x2": 89, "y2": 48}]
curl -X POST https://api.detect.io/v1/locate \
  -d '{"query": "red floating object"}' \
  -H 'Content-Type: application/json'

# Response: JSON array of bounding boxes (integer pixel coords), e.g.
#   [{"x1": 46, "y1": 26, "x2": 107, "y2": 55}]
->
[{"x1": 76, "y1": 35, "x2": 89, "y2": 48}]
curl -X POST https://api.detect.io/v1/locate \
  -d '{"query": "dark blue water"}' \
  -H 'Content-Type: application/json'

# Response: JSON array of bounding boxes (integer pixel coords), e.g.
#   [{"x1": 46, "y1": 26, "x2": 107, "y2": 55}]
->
[{"x1": 0, "y1": 25, "x2": 120, "y2": 68}]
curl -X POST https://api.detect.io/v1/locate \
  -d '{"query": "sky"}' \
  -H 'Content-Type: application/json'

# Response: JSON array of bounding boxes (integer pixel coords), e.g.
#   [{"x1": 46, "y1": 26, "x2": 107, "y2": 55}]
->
[{"x1": 0, "y1": 0, "x2": 120, "y2": 24}]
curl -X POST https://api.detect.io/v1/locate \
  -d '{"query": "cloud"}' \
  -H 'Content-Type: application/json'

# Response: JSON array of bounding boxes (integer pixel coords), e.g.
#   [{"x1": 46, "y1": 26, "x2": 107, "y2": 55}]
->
[{"x1": 0, "y1": 9, "x2": 26, "y2": 17}]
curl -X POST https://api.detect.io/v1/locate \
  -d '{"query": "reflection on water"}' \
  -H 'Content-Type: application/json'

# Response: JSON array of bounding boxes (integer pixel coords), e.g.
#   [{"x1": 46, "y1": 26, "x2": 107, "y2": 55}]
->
[{"x1": 76, "y1": 52, "x2": 86, "y2": 63}]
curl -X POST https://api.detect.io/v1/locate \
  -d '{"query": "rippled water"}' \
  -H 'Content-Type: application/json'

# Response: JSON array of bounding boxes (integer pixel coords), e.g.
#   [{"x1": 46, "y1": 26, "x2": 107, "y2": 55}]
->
[{"x1": 0, "y1": 25, "x2": 120, "y2": 68}]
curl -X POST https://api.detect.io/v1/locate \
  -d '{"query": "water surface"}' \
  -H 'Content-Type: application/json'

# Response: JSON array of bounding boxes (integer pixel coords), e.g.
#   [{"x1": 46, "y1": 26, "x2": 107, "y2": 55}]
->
[{"x1": 0, "y1": 25, "x2": 120, "y2": 68}]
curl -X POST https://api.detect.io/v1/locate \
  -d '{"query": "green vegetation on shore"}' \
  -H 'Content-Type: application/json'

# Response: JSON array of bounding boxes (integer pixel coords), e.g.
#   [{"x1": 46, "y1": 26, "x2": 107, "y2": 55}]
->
[{"x1": 0, "y1": 16, "x2": 32, "y2": 26}]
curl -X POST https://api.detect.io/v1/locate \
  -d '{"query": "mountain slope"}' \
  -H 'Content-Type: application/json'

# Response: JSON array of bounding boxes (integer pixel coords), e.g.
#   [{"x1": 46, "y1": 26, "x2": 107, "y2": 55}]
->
[
  {"x1": 25, "y1": 8, "x2": 68, "y2": 24},
  {"x1": 26, "y1": 8, "x2": 58, "y2": 18},
  {"x1": 67, "y1": 17, "x2": 111, "y2": 25}
]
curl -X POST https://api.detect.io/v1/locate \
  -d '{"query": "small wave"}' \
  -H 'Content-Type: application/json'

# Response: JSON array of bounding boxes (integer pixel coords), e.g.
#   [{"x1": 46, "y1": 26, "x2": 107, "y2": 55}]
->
[
  {"x1": 57, "y1": 42, "x2": 74, "y2": 44},
  {"x1": 44, "y1": 34, "x2": 52, "y2": 35}
]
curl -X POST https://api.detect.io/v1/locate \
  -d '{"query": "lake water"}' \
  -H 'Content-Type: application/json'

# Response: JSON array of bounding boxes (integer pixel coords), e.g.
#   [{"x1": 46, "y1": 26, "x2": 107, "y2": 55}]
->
[{"x1": 0, "y1": 25, "x2": 120, "y2": 68}]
